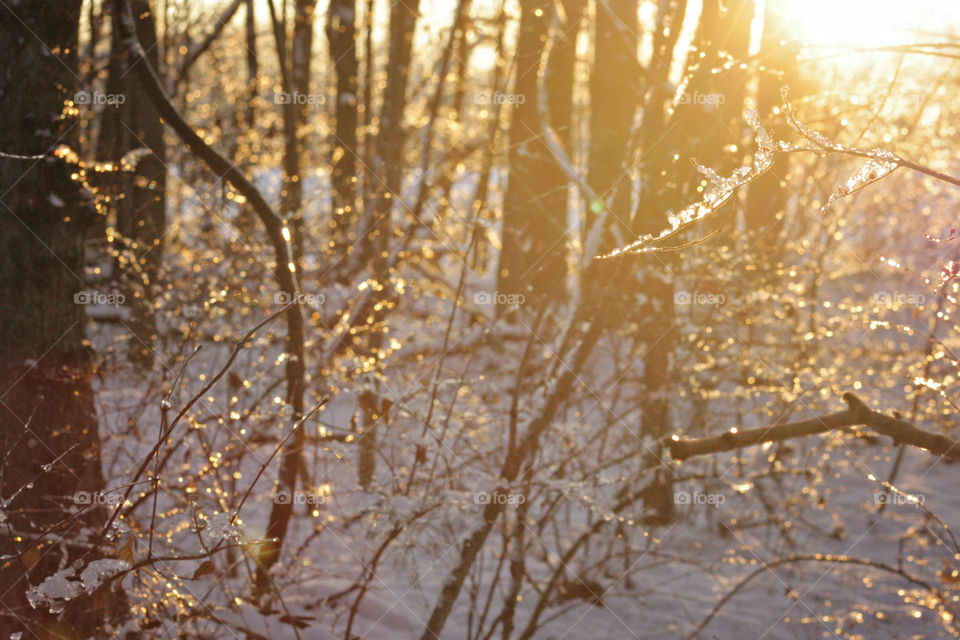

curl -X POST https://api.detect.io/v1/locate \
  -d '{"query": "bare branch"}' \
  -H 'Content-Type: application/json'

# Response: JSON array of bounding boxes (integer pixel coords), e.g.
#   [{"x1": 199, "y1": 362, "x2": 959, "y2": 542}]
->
[
  {"x1": 663, "y1": 392, "x2": 960, "y2": 462},
  {"x1": 174, "y1": 0, "x2": 245, "y2": 87},
  {"x1": 684, "y1": 553, "x2": 946, "y2": 640}
]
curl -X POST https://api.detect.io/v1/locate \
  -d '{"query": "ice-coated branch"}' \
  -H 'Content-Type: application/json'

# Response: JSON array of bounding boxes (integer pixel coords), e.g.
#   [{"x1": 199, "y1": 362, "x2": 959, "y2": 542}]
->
[
  {"x1": 93, "y1": 305, "x2": 290, "y2": 547},
  {"x1": 683, "y1": 553, "x2": 945, "y2": 640},
  {"x1": 601, "y1": 109, "x2": 789, "y2": 258},
  {"x1": 111, "y1": 0, "x2": 298, "y2": 270},
  {"x1": 604, "y1": 89, "x2": 960, "y2": 257},
  {"x1": 663, "y1": 392, "x2": 960, "y2": 462},
  {"x1": 110, "y1": 0, "x2": 308, "y2": 591}
]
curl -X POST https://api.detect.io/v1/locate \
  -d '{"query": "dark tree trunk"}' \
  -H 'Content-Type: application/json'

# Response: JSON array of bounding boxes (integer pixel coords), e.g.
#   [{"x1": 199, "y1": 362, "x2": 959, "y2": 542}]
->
[
  {"x1": 0, "y1": 2, "x2": 115, "y2": 636},
  {"x1": 496, "y1": 0, "x2": 582, "y2": 306},
  {"x1": 255, "y1": 0, "x2": 315, "y2": 598},
  {"x1": 326, "y1": 0, "x2": 360, "y2": 264},
  {"x1": 232, "y1": 0, "x2": 260, "y2": 236},
  {"x1": 674, "y1": 0, "x2": 753, "y2": 175},
  {"x1": 587, "y1": 0, "x2": 639, "y2": 242},
  {"x1": 630, "y1": 0, "x2": 755, "y2": 523},
  {"x1": 746, "y1": 0, "x2": 803, "y2": 248},
  {"x1": 359, "y1": 0, "x2": 418, "y2": 267},
  {"x1": 355, "y1": 0, "x2": 420, "y2": 488},
  {"x1": 621, "y1": 0, "x2": 681, "y2": 525},
  {"x1": 280, "y1": 0, "x2": 318, "y2": 268},
  {"x1": 244, "y1": 0, "x2": 259, "y2": 129},
  {"x1": 98, "y1": 0, "x2": 167, "y2": 368},
  {"x1": 359, "y1": 0, "x2": 375, "y2": 216},
  {"x1": 584, "y1": 0, "x2": 642, "y2": 310}
]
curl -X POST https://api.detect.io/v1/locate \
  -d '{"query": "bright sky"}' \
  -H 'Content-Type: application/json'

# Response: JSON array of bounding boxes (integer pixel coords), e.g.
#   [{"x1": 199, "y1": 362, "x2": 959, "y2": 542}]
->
[
  {"x1": 782, "y1": 0, "x2": 960, "y2": 48},
  {"x1": 192, "y1": 0, "x2": 960, "y2": 74}
]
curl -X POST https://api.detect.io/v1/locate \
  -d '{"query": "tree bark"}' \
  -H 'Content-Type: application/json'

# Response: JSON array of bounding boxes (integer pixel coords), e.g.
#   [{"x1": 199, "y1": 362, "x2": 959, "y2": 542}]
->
[
  {"x1": 355, "y1": 0, "x2": 420, "y2": 488},
  {"x1": 256, "y1": 0, "x2": 318, "y2": 597},
  {"x1": 745, "y1": 0, "x2": 803, "y2": 248},
  {"x1": 587, "y1": 0, "x2": 679, "y2": 523},
  {"x1": 587, "y1": 0, "x2": 639, "y2": 243},
  {"x1": 496, "y1": 0, "x2": 582, "y2": 305},
  {"x1": 279, "y1": 0, "x2": 318, "y2": 268},
  {"x1": 99, "y1": 0, "x2": 167, "y2": 368},
  {"x1": 631, "y1": 0, "x2": 754, "y2": 523},
  {"x1": 0, "y1": 2, "x2": 116, "y2": 636},
  {"x1": 326, "y1": 0, "x2": 360, "y2": 263},
  {"x1": 359, "y1": 0, "x2": 376, "y2": 216},
  {"x1": 244, "y1": 0, "x2": 259, "y2": 129}
]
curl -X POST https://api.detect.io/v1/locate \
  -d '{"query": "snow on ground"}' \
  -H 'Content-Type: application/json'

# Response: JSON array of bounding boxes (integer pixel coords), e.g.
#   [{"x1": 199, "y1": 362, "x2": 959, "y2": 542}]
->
[{"x1": 83, "y1": 286, "x2": 960, "y2": 639}]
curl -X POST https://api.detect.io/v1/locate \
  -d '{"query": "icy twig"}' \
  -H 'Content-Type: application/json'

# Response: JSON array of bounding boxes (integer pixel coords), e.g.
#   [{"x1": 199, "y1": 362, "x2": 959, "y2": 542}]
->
[
  {"x1": 601, "y1": 109, "x2": 789, "y2": 258},
  {"x1": 605, "y1": 90, "x2": 960, "y2": 257}
]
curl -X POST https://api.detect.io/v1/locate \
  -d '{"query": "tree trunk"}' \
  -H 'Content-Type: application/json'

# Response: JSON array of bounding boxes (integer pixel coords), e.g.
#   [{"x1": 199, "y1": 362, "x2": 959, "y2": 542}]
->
[
  {"x1": 244, "y1": 0, "x2": 259, "y2": 129},
  {"x1": 326, "y1": 0, "x2": 360, "y2": 264},
  {"x1": 630, "y1": 0, "x2": 684, "y2": 524},
  {"x1": 631, "y1": 0, "x2": 755, "y2": 523},
  {"x1": 355, "y1": 0, "x2": 420, "y2": 488},
  {"x1": 281, "y1": 0, "x2": 318, "y2": 268},
  {"x1": 255, "y1": 0, "x2": 316, "y2": 598},
  {"x1": 587, "y1": 0, "x2": 638, "y2": 242},
  {"x1": 0, "y1": 2, "x2": 116, "y2": 636},
  {"x1": 745, "y1": 0, "x2": 803, "y2": 247},
  {"x1": 496, "y1": 0, "x2": 582, "y2": 306},
  {"x1": 359, "y1": 0, "x2": 376, "y2": 217},
  {"x1": 99, "y1": 0, "x2": 167, "y2": 368},
  {"x1": 582, "y1": 0, "x2": 642, "y2": 363},
  {"x1": 676, "y1": 0, "x2": 753, "y2": 174}
]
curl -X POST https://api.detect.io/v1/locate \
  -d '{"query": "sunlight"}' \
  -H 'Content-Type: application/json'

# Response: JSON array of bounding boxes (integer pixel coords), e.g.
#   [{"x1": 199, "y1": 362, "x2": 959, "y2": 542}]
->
[
  {"x1": 470, "y1": 43, "x2": 499, "y2": 70},
  {"x1": 782, "y1": 0, "x2": 960, "y2": 49},
  {"x1": 14, "y1": 1, "x2": 960, "y2": 638}
]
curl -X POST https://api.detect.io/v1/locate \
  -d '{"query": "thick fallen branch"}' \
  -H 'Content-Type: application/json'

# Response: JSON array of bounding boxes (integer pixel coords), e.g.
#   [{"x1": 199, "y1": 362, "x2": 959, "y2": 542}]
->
[{"x1": 663, "y1": 392, "x2": 960, "y2": 462}]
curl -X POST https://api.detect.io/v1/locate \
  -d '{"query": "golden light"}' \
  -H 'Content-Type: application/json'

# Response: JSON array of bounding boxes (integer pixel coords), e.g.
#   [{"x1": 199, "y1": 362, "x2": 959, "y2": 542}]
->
[
  {"x1": 781, "y1": 0, "x2": 960, "y2": 49},
  {"x1": 471, "y1": 44, "x2": 499, "y2": 71}
]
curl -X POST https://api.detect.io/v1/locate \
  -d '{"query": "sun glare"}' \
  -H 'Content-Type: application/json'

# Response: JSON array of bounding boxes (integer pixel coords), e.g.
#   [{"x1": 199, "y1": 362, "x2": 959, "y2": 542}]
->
[{"x1": 783, "y1": 0, "x2": 960, "y2": 49}]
